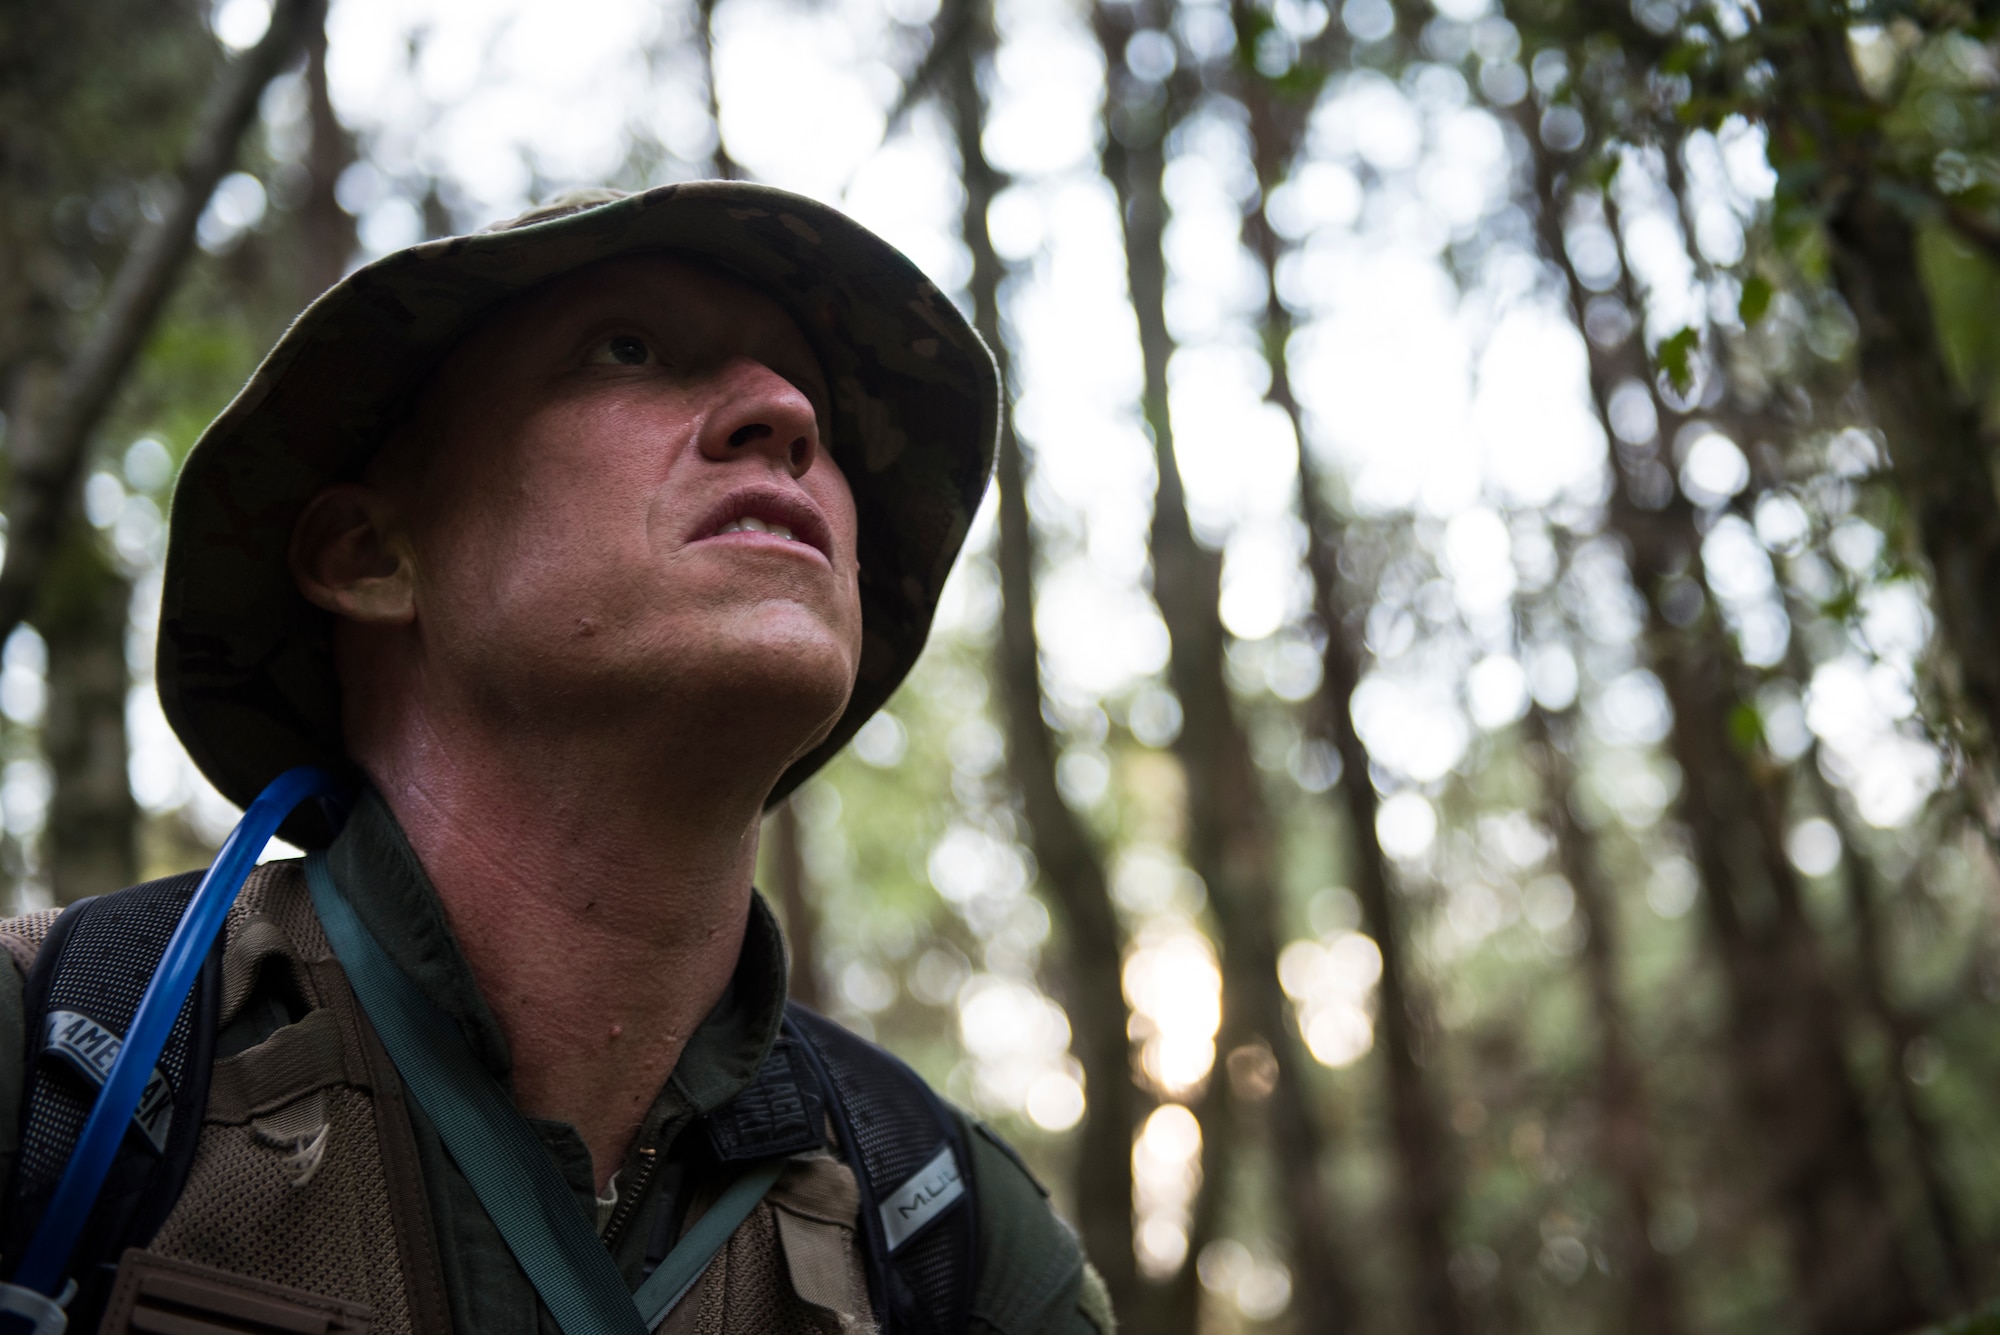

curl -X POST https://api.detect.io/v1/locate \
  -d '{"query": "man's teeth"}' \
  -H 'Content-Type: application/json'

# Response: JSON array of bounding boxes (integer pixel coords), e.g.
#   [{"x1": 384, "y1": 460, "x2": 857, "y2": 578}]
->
[{"x1": 716, "y1": 517, "x2": 798, "y2": 540}]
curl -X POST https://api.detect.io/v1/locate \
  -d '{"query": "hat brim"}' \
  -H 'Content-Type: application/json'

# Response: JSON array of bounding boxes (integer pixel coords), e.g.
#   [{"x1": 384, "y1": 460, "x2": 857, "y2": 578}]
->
[{"x1": 158, "y1": 181, "x2": 998, "y2": 847}]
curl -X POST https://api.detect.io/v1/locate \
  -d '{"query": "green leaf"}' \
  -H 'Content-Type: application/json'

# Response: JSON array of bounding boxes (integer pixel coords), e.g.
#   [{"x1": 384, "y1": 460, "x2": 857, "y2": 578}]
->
[
  {"x1": 1820, "y1": 587, "x2": 1861, "y2": 622},
  {"x1": 1271, "y1": 64, "x2": 1329, "y2": 98},
  {"x1": 1660, "y1": 41, "x2": 1708, "y2": 75},
  {"x1": 1739, "y1": 275, "x2": 1774, "y2": 325},
  {"x1": 1728, "y1": 703, "x2": 1765, "y2": 754},
  {"x1": 1656, "y1": 327, "x2": 1700, "y2": 393}
]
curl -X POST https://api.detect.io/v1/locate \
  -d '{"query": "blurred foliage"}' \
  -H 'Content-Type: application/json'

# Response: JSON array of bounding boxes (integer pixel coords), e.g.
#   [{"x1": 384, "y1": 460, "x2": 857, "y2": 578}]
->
[{"x1": 0, "y1": 0, "x2": 219, "y2": 373}]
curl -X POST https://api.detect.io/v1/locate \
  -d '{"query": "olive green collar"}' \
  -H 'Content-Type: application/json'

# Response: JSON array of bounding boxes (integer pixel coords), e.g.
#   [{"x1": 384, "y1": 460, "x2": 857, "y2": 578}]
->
[{"x1": 320, "y1": 785, "x2": 788, "y2": 1116}]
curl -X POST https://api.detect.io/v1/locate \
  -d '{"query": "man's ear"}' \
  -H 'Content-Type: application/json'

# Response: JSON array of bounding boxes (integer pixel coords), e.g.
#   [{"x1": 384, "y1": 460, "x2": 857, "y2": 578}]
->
[{"x1": 289, "y1": 483, "x2": 416, "y2": 625}]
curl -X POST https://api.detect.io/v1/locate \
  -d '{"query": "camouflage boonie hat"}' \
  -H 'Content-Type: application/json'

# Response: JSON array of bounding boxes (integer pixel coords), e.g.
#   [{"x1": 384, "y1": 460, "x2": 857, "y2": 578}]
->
[{"x1": 158, "y1": 181, "x2": 999, "y2": 847}]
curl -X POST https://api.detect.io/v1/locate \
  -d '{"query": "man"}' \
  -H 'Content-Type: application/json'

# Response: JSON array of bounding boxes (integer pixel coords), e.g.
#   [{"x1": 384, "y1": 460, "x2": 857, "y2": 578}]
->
[{"x1": 0, "y1": 184, "x2": 1114, "y2": 1334}]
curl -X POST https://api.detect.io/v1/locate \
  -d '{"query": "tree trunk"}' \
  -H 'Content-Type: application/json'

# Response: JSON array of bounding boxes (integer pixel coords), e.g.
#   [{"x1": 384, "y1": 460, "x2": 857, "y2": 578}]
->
[
  {"x1": 943, "y1": 3, "x2": 1141, "y2": 1313},
  {"x1": 38, "y1": 531, "x2": 135, "y2": 905},
  {"x1": 766, "y1": 797, "x2": 824, "y2": 1013},
  {"x1": 1232, "y1": 52, "x2": 1457, "y2": 1335},
  {"x1": 1522, "y1": 110, "x2": 1925, "y2": 1335},
  {"x1": 1524, "y1": 701, "x2": 1687, "y2": 1335},
  {"x1": 1802, "y1": 741, "x2": 1975, "y2": 1306},
  {"x1": 1093, "y1": 23, "x2": 1224, "y2": 1335},
  {"x1": 1095, "y1": 8, "x2": 1355, "y2": 1331},
  {"x1": 1292, "y1": 389, "x2": 1469, "y2": 1335},
  {"x1": 1764, "y1": 6, "x2": 2000, "y2": 795},
  {"x1": 695, "y1": 0, "x2": 737, "y2": 180},
  {"x1": 300, "y1": 9, "x2": 356, "y2": 301}
]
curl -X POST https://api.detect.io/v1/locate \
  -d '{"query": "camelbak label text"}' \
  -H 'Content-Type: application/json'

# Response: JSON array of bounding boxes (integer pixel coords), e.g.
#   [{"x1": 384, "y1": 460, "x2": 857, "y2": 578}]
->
[
  {"x1": 43, "y1": 1009, "x2": 174, "y2": 1153},
  {"x1": 879, "y1": 1144, "x2": 964, "y2": 1251}
]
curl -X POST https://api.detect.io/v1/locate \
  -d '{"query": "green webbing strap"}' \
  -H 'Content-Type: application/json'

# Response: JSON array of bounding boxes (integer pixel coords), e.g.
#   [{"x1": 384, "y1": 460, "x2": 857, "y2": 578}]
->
[
  {"x1": 305, "y1": 852, "x2": 778, "y2": 1334},
  {"x1": 630, "y1": 1157, "x2": 785, "y2": 1327}
]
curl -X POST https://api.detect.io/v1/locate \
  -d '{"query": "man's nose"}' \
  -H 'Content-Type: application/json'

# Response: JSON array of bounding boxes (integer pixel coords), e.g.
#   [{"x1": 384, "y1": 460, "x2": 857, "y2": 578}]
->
[{"x1": 697, "y1": 358, "x2": 821, "y2": 478}]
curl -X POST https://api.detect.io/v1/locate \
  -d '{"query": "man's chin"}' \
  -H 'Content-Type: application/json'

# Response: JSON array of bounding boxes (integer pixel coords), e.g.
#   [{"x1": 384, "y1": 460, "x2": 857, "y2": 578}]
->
[
  {"x1": 701, "y1": 602, "x2": 860, "y2": 674},
  {"x1": 668, "y1": 630, "x2": 857, "y2": 729}
]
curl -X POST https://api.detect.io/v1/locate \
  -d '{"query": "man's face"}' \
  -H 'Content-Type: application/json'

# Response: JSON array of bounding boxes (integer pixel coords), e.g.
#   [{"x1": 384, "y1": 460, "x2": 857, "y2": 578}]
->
[{"x1": 372, "y1": 254, "x2": 864, "y2": 762}]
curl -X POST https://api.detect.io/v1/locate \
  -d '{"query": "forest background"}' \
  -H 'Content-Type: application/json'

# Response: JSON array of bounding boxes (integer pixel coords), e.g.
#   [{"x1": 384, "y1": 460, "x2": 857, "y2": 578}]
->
[{"x1": 7, "y1": 0, "x2": 2000, "y2": 1331}]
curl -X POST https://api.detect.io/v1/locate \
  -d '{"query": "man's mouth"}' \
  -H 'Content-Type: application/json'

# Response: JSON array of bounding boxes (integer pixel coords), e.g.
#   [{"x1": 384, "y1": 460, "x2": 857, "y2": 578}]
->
[
  {"x1": 694, "y1": 486, "x2": 834, "y2": 560},
  {"x1": 714, "y1": 516, "x2": 801, "y2": 542}
]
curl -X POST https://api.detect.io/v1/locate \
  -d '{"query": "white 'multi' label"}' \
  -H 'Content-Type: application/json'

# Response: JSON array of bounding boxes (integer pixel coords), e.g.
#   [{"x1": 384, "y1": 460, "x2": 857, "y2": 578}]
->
[{"x1": 879, "y1": 1144, "x2": 965, "y2": 1252}]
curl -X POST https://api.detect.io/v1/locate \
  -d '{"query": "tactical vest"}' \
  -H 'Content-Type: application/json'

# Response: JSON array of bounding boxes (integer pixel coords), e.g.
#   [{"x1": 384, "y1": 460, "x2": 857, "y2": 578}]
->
[{"x1": 0, "y1": 864, "x2": 976, "y2": 1334}]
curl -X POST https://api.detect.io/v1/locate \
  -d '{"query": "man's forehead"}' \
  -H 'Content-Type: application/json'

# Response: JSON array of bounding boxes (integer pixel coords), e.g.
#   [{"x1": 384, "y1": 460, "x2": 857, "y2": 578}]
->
[
  {"x1": 412, "y1": 249, "x2": 833, "y2": 416},
  {"x1": 516, "y1": 251, "x2": 809, "y2": 342}
]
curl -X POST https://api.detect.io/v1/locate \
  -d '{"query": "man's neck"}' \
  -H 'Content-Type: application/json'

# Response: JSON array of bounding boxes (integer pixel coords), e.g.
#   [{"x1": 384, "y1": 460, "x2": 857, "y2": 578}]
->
[{"x1": 361, "y1": 703, "x2": 773, "y2": 1193}]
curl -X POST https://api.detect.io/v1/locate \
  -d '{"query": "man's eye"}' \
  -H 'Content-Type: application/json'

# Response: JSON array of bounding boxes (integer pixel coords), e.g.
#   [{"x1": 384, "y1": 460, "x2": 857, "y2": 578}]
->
[{"x1": 590, "y1": 335, "x2": 654, "y2": 366}]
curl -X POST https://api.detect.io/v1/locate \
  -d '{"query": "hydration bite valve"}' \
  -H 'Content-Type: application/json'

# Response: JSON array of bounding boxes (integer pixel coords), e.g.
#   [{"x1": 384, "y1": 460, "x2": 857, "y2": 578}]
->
[{"x1": 0, "y1": 1278, "x2": 75, "y2": 1334}]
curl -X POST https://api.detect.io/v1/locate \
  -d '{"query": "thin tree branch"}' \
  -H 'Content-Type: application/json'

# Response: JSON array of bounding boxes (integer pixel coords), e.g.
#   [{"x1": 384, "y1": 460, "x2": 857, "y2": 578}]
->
[
  {"x1": 767, "y1": 797, "x2": 825, "y2": 1012},
  {"x1": 882, "y1": 0, "x2": 978, "y2": 142},
  {"x1": 696, "y1": 0, "x2": 739, "y2": 179},
  {"x1": 942, "y1": 0, "x2": 1142, "y2": 1312},
  {"x1": 0, "y1": 0, "x2": 322, "y2": 649}
]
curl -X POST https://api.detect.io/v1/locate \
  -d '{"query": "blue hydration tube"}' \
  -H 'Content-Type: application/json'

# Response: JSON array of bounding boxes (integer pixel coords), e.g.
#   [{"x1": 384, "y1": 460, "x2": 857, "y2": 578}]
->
[{"x1": 11, "y1": 765, "x2": 349, "y2": 1302}]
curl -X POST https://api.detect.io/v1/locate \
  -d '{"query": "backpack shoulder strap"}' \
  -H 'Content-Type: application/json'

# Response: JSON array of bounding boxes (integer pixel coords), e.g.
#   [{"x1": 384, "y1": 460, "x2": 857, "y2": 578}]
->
[
  {"x1": 0, "y1": 872, "x2": 223, "y2": 1324},
  {"x1": 783, "y1": 1003, "x2": 977, "y2": 1335}
]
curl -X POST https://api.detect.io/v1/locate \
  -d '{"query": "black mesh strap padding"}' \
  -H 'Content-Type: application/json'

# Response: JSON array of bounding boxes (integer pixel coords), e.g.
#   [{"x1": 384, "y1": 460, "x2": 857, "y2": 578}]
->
[
  {"x1": 785, "y1": 1004, "x2": 976, "y2": 1335},
  {"x1": 1, "y1": 872, "x2": 222, "y2": 1324}
]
